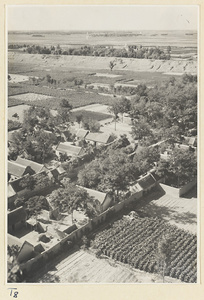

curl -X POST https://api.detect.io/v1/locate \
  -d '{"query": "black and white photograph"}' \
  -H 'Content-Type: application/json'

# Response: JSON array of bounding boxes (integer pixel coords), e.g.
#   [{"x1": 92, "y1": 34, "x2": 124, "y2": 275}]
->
[{"x1": 6, "y1": 4, "x2": 198, "y2": 285}]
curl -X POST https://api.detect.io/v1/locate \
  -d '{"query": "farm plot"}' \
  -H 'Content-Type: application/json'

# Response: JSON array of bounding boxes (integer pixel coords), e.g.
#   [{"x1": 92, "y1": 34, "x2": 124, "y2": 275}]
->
[
  {"x1": 9, "y1": 92, "x2": 53, "y2": 101},
  {"x1": 91, "y1": 216, "x2": 197, "y2": 283},
  {"x1": 93, "y1": 73, "x2": 121, "y2": 78},
  {"x1": 8, "y1": 74, "x2": 30, "y2": 83},
  {"x1": 71, "y1": 110, "x2": 112, "y2": 122},
  {"x1": 8, "y1": 104, "x2": 31, "y2": 123},
  {"x1": 8, "y1": 104, "x2": 57, "y2": 122},
  {"x1": 72, "y1": 104, "x2": 111, "y2": 115}
]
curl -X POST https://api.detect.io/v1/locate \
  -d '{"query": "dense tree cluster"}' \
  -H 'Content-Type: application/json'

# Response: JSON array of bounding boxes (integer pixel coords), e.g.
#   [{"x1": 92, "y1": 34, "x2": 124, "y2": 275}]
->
[
  {"x1": 10, "y1": 42, "x2": 171, "y2": 60},
  {"x1": 129, "y1": 75, "x2": 197, "y2": 144},
  {"x1": 8, "y1": 106, "x2": 59, "y2": 162},
  {"x1": 8, "y1": 119, "x2": 21, "y2": 131},
  {"x1": 156, "y1": 147, "x2": 197, "y2": 188},
  {"x1": 15, "y1": 195, "x2": 49, "y2": 218},
  {"x1": 77, "y1": 136, "x2": 161, "y2": 196},
  {"x1": 49, "y1": 180, "x2": 98, "y2": 221}
]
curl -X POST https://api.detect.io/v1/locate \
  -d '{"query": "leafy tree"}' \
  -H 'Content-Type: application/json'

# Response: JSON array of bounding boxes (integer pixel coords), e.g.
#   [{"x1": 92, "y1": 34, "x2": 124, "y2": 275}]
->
[
  {"x1": 133, "y1": 147, "x2": 160, "y2": 177},
  {"x1": 25, "y1": 196, "x2": 48, "y2": 218},
  {"x1": 109, "y1": 134, "x2": 130, "y2": 150},
  {"x1": 57, "y1": 107, "x2": 72, "y2": 124},
  {"x1": 75, "y1": 114, "x2": 83, "y2": 128},
  {"x1": 61, "y1": 99, "x2": 73, "y2": 110},
  {"x1": 108, "y1": 101, "x2": 121, "y2": 131},
  {"x1": 118, "y1": 97, "x2": 131, "y2": 122},
  {"x1": 131, "y1": 119, "x2": 152, "y2": 144},
  {"x1": 78, "y1": 160, "x2": 101, "y2": 189},
  {"x1": 109, "y1": 60, "x2": 116, "y2": 71},
  {"x1": 168, "y1": 148, "x2": 197, "y2": 187},
  {"x1": 19, "y1": 175, "x2": 36, "y2": 191},
  {"x1": 8, "y1": 120, "x2": 21, "y2": 131},
  {"x1": 49, "y1": 183, "x2": 97, "y2": 223},
  {"x1": 7, "y1": 245, "x2": 22, "y2": 283},
  {"x1": 33, "y1": 130, "x2": 56, "y2": 163},
  {"x1": 156, "y1": 235, "x2": 172, "y2": 282},
  {"x1": 82, "y1": 118, "x2": 100, "y2": 132},
  {"x1": 98, "y1": 150, "x2": 133, "y2": 195}
]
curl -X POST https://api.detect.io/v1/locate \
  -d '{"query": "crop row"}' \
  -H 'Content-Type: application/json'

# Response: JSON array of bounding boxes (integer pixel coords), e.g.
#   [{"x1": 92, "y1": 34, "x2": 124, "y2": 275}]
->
[{"x1": 92, "y1": 216, "x2": 197, "y2": 283}]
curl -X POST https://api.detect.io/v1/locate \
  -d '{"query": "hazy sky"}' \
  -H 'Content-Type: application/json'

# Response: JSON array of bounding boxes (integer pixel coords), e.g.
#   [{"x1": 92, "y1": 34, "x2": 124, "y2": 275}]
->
[{"x1": 7, "y1": 5, "x2": 198, "y2": 31}]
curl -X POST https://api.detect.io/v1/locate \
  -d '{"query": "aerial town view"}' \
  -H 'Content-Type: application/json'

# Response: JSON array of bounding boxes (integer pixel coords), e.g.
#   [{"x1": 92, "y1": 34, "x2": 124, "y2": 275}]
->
[{"x1": 7, "y1": 6, "x2": 198, "y2": 284}]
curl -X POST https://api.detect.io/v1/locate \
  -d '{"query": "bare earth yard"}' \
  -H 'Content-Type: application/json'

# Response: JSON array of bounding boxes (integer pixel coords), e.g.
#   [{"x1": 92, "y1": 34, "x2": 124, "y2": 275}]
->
[
  {"x1": 31, "y1": 249, "x2": 181, "y2": 283},
  {"x1": 135, "y1": 186, "x2": 197, "y2": 234}
]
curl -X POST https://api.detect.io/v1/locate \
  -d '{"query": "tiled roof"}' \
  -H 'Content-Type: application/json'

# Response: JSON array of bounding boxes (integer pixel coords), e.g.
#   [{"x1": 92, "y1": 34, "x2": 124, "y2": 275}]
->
[
  {"x1": 56, "y1": 142, "x2": 83, "y2": 156},
  {"x1": 16, "y1": 156, "x2": 44, "y2": 174},
  {"x1": 76, "y1": 129, "x2": 89, "y2": 139},
  {"x1": 8, "y1": 184, "x2": 16, "y2": 198},
  {"x1": 8, "y1": 161, "x2": 28, "y2": 177},
  {"x1": 77, "y1": 186, "x2": 107, "y2": 204},
  {"x1": 85, "y1": 132, "x2": 111, "y2": 144},
  {"x1": 8, "y1": 206, "x2": 27, "y2": 226},
  {"x1": 8, "y1": 234, "x2": 23, "y2": 248},
  {"x1": 137, "y1": 173, "x2": 156, "y2": 190},
  {"x1": 57, "y1": 166, "x2": 66, "y2": 174}
]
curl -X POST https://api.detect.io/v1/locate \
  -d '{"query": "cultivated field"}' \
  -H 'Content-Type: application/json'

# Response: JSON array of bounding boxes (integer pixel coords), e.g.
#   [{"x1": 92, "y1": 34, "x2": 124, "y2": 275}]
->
[
  {"x1": 9, "y1": 92, "x2": 53, "y2": 101},
  {"x1": 8, "y1": 74, "x2": 30, "y2": 83},
  {"x1": 30, "y1": 249, "x2": 181, "y2": 283},
  {"x1": 72, "y1": 104, "x2": 110, "y2": 115},
  {"x1": 91, "y1": 215, "x2": 197, "y2": 283},
  {"x1": 94, "y1": 73, "x2": 121, "y2": 78}
]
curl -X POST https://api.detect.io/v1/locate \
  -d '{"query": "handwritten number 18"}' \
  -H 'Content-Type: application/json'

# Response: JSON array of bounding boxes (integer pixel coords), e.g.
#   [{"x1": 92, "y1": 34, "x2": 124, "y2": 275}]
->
[{"x1": 8, "y1": 288, "x2": 18, "y2": 298}]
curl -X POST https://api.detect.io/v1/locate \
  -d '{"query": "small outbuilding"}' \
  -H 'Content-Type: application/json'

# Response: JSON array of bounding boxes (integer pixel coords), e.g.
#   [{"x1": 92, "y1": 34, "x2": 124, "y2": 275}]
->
[{"x1": 85, "y1": 132, "x2": 113, "y2": 146}]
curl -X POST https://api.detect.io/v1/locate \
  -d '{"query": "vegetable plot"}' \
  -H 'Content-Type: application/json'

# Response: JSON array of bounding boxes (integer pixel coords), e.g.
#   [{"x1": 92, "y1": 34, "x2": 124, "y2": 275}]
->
[{"x1": 91, "y1": 216, "x2": 197, "y2": 283}]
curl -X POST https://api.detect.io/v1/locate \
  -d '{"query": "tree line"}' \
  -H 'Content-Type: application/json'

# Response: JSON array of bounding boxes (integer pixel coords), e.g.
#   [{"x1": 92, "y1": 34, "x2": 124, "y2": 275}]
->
[{"x1": 9, "y1": 43, "x2": 171, "y2": 60}]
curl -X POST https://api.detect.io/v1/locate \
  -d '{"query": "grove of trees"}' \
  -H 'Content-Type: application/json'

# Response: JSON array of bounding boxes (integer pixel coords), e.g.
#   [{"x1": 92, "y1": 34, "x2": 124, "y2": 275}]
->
[{"x1": 21, "y1": 43, "x2": 171, "y2": 60}]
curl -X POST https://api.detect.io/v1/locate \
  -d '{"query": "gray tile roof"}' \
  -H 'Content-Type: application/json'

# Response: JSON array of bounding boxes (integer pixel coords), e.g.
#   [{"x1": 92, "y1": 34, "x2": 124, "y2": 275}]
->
[
  {"x1": 8, "y1": 161, "x2": 28, "y2": 177},
  {"x1": 85, "y1": 132, "x2": 111, "y2": 144},
  {"x1": 16, "y1": 157, "x2": 45, "y2": 174},
  {"x1": 78, "y1": 186, "x2": 107, "y2": 204},
  {"x1": 56, "y1": 142, "x2": 83, "y2": 156}
]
